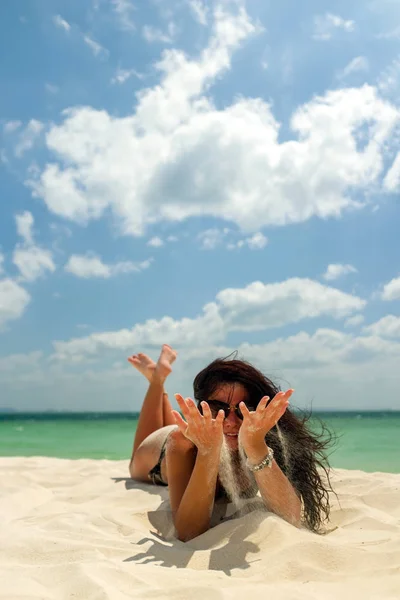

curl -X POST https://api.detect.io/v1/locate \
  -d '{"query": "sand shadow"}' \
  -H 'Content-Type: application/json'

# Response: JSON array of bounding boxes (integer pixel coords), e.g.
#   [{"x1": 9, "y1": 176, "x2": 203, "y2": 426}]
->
[
  {"x1": 115, "y1": 475, "x2": 265, "y2": 572},
  {"x1": 124, "y1": 506, "x2": 265, "y2": 574},
  {"x1": 111, "y1": 477, "x2": 165, "y2": 496}
]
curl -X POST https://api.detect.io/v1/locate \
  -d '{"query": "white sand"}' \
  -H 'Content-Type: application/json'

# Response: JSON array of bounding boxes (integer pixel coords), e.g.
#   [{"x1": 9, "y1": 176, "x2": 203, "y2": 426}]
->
[{"x1": 1, "y1": 458, "x2": 399, "y2": 600}]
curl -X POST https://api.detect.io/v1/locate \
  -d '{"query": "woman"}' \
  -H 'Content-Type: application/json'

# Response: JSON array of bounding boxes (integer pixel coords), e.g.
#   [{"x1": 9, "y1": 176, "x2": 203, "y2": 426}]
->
[{"x1": 128, "y1": 344, "x2": 333, "y2": 542}]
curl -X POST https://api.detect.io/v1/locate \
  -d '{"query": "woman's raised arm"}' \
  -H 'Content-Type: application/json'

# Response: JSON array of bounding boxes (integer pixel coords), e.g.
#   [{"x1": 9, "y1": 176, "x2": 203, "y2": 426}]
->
[
  {"x1": 239, "y1": 391, "x2": 302, "y2": 527},
  {"x1": 167, "y1": 395, "x2": 224, "y2": 542}
]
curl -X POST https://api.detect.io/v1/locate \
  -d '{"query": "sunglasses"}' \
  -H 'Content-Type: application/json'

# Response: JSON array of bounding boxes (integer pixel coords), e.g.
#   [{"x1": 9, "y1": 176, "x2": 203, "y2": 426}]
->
[{"x1": 197, "y1": 399, "x2": 257, "y2": 420}]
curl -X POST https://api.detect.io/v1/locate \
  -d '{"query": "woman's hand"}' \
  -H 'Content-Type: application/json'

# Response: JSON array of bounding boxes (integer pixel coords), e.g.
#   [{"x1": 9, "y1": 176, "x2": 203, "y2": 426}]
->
[
  {"x1": 238, "y1": 390, "x2": 293, "y2": 457},
  {"x1": 172, "y1": 394, "x2": 224, "y2": 457}
]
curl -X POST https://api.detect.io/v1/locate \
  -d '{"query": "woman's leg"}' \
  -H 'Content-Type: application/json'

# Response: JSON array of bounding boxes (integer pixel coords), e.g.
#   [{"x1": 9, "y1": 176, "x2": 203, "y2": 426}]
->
[
  {"x1": 128, "y1": 345, "x2": 177, "y2": 461},
  {"x1": 163, "y1": 392, "x2": 177, "y2": 427}
]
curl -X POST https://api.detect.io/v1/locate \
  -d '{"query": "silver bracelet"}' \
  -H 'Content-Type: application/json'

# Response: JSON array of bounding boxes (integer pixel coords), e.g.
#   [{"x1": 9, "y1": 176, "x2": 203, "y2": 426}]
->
[{"x1": 246, "y1": 447, "x2": 274, "y2": 472}]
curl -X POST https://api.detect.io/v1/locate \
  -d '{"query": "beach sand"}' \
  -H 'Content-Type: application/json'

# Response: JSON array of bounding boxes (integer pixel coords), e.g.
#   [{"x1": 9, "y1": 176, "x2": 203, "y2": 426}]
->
[{"x1": 1, "y1": 458, "x2": 399, "y2": 600}]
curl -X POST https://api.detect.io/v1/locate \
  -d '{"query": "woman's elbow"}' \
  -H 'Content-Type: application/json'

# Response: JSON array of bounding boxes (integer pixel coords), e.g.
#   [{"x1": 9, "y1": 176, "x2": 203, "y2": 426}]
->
[
  {"x1": 288, "y1": 499, "x2": 302, "y2": 528},
  {"x1": 291, "y1": 512, "x2": 302, "y2": 529},
  {"x1": 176, "y1": 531, "x2": 193, "y2": 542},
  {"x1": 174, "y1": 519, "x2": 209, "y2": 542},
  {"x1": 174, "y1": 523, "x2": 196, "y2": 542}
]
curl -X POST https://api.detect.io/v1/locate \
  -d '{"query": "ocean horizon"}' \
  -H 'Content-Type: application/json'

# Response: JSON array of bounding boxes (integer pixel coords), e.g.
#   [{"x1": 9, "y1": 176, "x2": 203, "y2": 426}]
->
[
  {"x1": 2, "y1": 409, "x2": 399, "y2": 417},
  {"x1": 1, "y1": 410, "x2": 399, "y2": 474}
]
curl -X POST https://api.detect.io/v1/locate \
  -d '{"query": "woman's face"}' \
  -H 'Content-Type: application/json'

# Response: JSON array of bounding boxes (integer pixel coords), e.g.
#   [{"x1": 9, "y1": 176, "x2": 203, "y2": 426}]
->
[{"x1": 209, "y1": 383, "x2": 248, "y2": 450}]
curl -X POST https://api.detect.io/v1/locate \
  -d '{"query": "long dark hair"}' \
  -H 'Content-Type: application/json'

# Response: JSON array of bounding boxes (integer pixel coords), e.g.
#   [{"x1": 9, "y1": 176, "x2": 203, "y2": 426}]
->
[{"x1": 193, "y1": 354, "x2": 336, "y2": 533}]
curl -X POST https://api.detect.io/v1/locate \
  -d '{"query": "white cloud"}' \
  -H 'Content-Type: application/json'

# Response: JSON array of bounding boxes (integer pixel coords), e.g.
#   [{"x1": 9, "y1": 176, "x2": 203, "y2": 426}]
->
[
  {"x1": 14, "y1": 120, "x2": 44, "y2": 158},
  {"x1": 52, "y1": 302, "x2": 223, "y2": 360},
  {"x1": 5, "y1": 326, "x2": 400, "y2": 410},
  {"x1": 142, "y1": 22, "x2": 177, "y2": 44},
  {"x1": 0, "y1": 253, "x2": 4, "y2": 275},
  {"x1": 376, "y1": 26, "x2": 400, "y2": 40},
  {"x1": 49, "y1": 222, "x2": 72, "y2": 238},
  {"x1": 377, "y1": 55, "x2": 400, "y2": 99},
  {"x1": 344, "y1": 314, "x2": 365, "y2": 328},
  {"x1": 3, "y1": 120, "x2": 22, "y2": 134},
  {"x1": 364, "y1": 315, "x2": 400, "y2": 338},
  {"x1": 53, "y1": 12, "x2": 109, "y2": 60},
  {"x1": 247, "y1": 232, "x2": 268, "y2": 249},
  {"x1": 384, "y1": 153, "x2": 400, "y2": 192},
  {"x1": 229, "y1": 232, "x2": 268, "y2": 250},
  {"x1": 381, "y1": 276, "x2": 400, "y2": 301},
  {"x1": 15, "y1": 211, "x2": 34, "y2": 245},
  {"x1": 238, "y1": 328, "x2": 400, "y2": 370},
  {"x1": 29, "y1": 8, "x2": 399, "y2": 239},
  {"x1": 110, "y1": 258, "x2": 153, "y2": 274},
  {"x1": 188, "y1": 0, "x2": 208, "y2": 26},
  {"x1": 52, "y1": 277, "x2": 365, "y2": 360},
  {"x1": 0, "y1": 351, "x2": 42, "y2": 372},
  {"x1": 53, "y1": 15, "x2": 71, "y2": 32},
  {"x1": 13, "y1": 212, "x2": 56, "y2": 282},
  {"x1": 13, "y1": 247, "x2": 56, "y2": 282},
  {"x1": 337, "y1": 56, "x2": 369, "y2": 80},
  {"x1": 64, "y1": 253, "x2": 153, "y2": 279},
  {"x1": 215, "y1": 278, "x2": 365, "y2": 332},
  {"x1": 0, "y1": 278, "x2": 31, "y2": 328},
  {"x1": 65, "y1": 254, "x2": 109, "y2": 278},
  {"x1": 83, "y1": 35, "x2": 108, "y2": 57},
  {"x1": 313, "y1": 13, "x2": 355, "y2": 41},
  {"x1": 111, "y1": 67, "x2": 142, "y2": 85},
  {"x1": 198, "y1": 227, "x2": 230, "y2": 250},
  {"x1": 323, "y1": 263, "x2": 357, "y2": 281},
  {"x1": 112, "y1": 0, "x2": 135, "y2": 31},
  {"x1": 45, "y1": 83, "x2": 59, "y2": 94},
  {"x1": 260, "y1": 45, "x2": 269, "y2": 70},
  {"x1": 147, "y1": 236, "x2": 164, "y2": 247}
]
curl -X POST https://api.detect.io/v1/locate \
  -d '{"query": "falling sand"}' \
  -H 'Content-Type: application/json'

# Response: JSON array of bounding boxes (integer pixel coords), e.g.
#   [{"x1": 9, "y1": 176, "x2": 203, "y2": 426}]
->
[
  {"x1": 217, "y1": 438, "x2": 264, "y2": 519},
  {"x1": 216, "y1": 426, "x2": 304, "y2": 528}
]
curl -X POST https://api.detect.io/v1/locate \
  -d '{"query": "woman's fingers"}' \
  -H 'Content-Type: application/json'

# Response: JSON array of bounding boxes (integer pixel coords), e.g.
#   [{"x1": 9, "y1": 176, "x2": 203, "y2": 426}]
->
[
  {"x1": 184, "y1": 398, "x2": 204, "y2": 425},
  {"x1": 215, "y1": 409, "x2": 225, "y2": 426},
  {"x1": 276, "y1": 389, "x2": 293, "y2": 415},
  {"x1": 273, "y1": 393, "x2": 286, "y2": 410},
  {"x1": 243, "y1": 391, "x2": 290, "y2": 422},
  {"x1": 256, "y1": 396, "x2": 269, "y2": 412},
  {"x1": 273, "y1": 394, "x2": 290, "y2": 421},
  {"x1": 239, "y1": 401, "x2": 251, "y2": 418},
  {"x1": 171, "y1": 410, "x2": 187, "y2": 433},
  {"x1": 176, "y1": 396, "x2": 201, "y2": 428},
  {"x1": 278, "y1": 400, "x2": 289, "y2": 415},
  {"x1": 201, "y1": 401, "x2": 212, "y2": 420},
  {"x1": 175, "y1": 394, "x2": 204, "y2": 429},
  {"x1": 174, "y1": 394, "x2": 192, "y2": 420},
  {"x1": 269, "y1": 394, "x2": 289, "y2": 420},
  {"x1": 172, "y1": 399, "x2": 224, "y2": 450},
  {"x1": 201, "y1": 402, "x2": 224, "y2": 429},
  {"x1": 270, "y1": 390, "x2": 292, "y2": 409},
  {"x1": 185, "y1": 397, "x2": 199, "y2": 414}
]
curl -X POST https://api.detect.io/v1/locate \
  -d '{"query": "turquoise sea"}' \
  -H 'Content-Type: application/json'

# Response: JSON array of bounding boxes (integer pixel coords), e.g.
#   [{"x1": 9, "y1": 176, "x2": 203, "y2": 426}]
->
[{"x1": 0, "y1": 412, "x2": 399, "y2": 473}]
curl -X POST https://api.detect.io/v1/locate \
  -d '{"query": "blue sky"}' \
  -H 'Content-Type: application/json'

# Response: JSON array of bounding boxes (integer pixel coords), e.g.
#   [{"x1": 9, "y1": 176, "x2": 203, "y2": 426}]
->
[{"x1": 1, "y1": 0, "x2": 400, "y2": 412}]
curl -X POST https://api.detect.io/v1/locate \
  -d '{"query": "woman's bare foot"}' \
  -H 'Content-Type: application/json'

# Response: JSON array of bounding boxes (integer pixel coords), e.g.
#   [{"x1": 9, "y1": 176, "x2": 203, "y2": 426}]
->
[
  {"x1": 127, "y1": 345, "x2": 177, "y2": 383},
  {"x1": 127, "y1": 353, "x2": 156, "y2": 383},
  {"x1": 154, "y1": 344, "x2": 177, "y2": 382}
]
